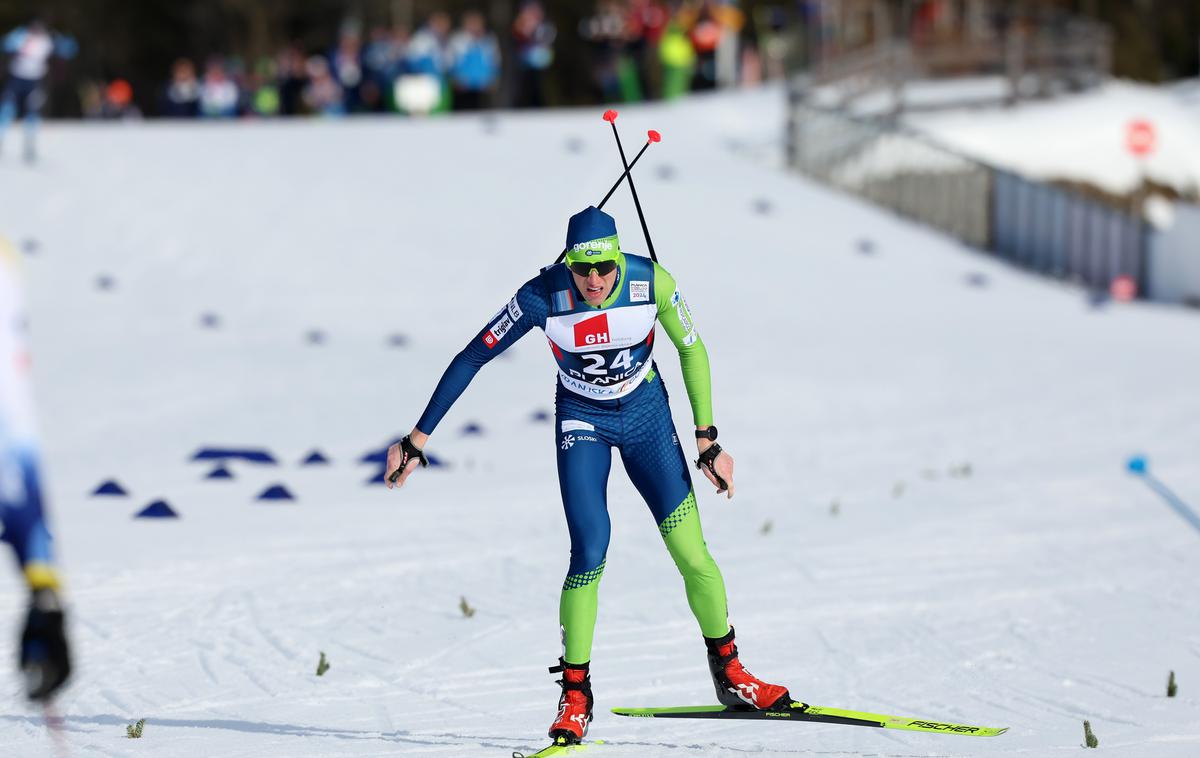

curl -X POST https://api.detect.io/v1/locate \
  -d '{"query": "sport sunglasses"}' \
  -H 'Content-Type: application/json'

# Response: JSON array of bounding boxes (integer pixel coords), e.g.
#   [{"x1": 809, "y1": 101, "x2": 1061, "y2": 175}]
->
[{"x1": 568, "y1": 259, "x2": 618, "y2": 277}]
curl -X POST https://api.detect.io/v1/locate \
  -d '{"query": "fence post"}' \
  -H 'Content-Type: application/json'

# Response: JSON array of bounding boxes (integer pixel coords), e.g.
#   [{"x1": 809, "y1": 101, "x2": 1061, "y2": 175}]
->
[
  {"x1": 786, "y1": 77, "x2": 802, "y2": 170},
  {"x1": 1138, "y1": 219, "x2": 1150, "y2": 299},
  {"x1": 1005, "y1": 28, "x2": 1024, "y2": 106}
]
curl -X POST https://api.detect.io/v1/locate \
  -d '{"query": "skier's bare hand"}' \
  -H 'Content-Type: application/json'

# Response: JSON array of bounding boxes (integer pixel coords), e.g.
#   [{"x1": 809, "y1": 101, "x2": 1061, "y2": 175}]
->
[
  {"x1": 698, "y1": 443, "x2": 735, "y2": 499},
  {"x1": 385, "y1": 429, "x2": 429, "y2": 490},
  {"x1": 385, "y1": 443, "x2": 422, "y2": 489}
]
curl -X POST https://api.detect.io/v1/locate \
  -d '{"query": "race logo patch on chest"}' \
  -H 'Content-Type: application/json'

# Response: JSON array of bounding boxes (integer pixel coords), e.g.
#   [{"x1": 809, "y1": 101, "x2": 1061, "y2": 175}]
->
[
  {"x1": 574, "y1": 313, "x2": 610, "y2": 347},
  {"x1": 629, "y1": 280, "x2": 650, "y2": 303}
]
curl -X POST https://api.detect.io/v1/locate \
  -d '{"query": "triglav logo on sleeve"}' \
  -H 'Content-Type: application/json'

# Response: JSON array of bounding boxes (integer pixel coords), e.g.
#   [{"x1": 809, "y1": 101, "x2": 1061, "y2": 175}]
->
[{"x1": 482, "y1": 312, "x2": 515, "y2": 349}]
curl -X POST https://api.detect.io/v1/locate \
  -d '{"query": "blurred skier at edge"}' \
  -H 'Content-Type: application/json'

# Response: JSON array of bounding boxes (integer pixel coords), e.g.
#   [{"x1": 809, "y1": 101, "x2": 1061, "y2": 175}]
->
[
  {"x1": 387, "y1": 207, "x2": 791, "y2": 744},
  {"x1": 0, "y1": 237, "x2": 71, "y2": 700},
  {"x1": 0, "y1": 17, "x2": 77, "y2": 163}
]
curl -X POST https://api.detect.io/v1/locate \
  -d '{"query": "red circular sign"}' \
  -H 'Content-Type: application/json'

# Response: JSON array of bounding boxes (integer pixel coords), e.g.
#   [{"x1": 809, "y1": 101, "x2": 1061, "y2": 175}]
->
[
  {"x1": 1126, "y1": 119, "x2": 1156, "y2": 157},
  {"x1": 1110, "y1": 274, "x2": 1137, "y2": 302}
]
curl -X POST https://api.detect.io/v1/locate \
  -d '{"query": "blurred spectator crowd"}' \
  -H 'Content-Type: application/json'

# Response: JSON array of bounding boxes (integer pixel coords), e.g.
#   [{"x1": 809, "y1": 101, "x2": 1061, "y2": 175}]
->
[
  {"x1": 144, "y1": 9, "x2": 512, "y2": 120},
  {"x1": 64, "y1": 1, "x2": 768, "y2": 121}
]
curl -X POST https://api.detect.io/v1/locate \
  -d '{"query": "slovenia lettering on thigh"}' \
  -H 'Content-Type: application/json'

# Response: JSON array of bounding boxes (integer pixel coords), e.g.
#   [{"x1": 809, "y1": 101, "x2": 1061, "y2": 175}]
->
[{"x1": 540, "y1": 255, "x2": 658, "y2": 400}]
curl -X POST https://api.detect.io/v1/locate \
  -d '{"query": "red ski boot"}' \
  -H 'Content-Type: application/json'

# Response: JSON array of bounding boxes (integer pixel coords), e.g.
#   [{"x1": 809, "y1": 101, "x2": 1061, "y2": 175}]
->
[
  {"x1": 705, "y1": 627, "x2": 791, "y2": 711},
  {"x1": 547, "y1": 658, "x2": 593, "y2": 744}
]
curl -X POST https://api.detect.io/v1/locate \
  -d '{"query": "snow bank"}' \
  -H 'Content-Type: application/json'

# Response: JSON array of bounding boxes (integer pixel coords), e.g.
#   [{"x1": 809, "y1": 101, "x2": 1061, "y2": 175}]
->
[{"x1": 906, "y1": 79, "x2": 1200, "y2": 198}]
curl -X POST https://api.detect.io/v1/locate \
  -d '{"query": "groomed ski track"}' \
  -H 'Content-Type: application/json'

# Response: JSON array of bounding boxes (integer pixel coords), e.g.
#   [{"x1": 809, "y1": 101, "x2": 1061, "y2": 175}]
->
[{"x1": 1, "y1": 87, "x2": 1199, "y2": 756}]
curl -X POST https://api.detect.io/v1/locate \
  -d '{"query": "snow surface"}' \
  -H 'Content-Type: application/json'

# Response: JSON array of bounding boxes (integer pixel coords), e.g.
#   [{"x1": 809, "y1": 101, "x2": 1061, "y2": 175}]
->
[{"x1": 2, "y1": 87, "x2": 1200, "y2": 757}]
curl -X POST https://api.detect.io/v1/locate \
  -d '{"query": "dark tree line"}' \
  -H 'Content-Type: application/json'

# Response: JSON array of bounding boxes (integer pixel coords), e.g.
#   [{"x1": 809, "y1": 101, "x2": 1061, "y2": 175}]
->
[
  {"x1": 1, "y1": 0, "x2": 1198, "y2": 118},
  {"x1": 1, "y1": 0, "x2": 698, "y2": 116}
]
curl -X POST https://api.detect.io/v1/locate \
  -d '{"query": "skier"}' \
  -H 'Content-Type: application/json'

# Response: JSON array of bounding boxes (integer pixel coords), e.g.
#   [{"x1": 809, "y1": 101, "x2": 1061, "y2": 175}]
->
[
  {"x1": 386, "y1": 206, "x2": 790, "y2": 745},
  {"x1": 0, "y1": 237, "x2": 71, "y2": 701},
  {"x1": 0, "y1": 17, "x2": 77, "y2": 163}
]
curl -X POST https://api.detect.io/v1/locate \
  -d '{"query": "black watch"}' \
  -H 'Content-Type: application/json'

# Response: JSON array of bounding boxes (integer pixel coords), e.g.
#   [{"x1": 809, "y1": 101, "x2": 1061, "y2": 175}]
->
[{"x1": 694, "y1": 426, "x2": 718, "y2": 441}]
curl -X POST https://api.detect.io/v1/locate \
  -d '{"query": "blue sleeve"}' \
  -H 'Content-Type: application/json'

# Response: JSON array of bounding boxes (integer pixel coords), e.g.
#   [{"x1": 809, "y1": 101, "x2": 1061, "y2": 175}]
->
[
  {"x1": 4, "y1": 29, "x2": 24, "y2": 53},
  {"x1": 415, "y1": 276, "x2": 549, "y2": 435},
  {"x1": 0, "y1": 448, "x2": 54, "y2": 569}
]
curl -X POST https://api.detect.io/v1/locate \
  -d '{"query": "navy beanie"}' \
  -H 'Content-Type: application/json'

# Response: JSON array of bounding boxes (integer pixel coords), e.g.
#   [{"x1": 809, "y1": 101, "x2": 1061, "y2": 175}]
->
[{"x1": 565, "y1": 206, "x2": 620, "y2": 261}]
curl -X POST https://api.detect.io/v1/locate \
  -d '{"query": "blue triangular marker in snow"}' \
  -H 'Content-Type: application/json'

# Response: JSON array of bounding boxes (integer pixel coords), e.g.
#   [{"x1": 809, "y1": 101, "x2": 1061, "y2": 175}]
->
[
  {"x1": 257, "y1": 484, "x2": 295, "y2": 501},
  {"x1": 191, "y1": 447, "x2": 278, "y2": 464},
  {"x1": 92, "y1": 480, "x2": 128, "y2": 497},
  {"x1": 366, "y1": 464, "x2": 388, "y2": 486},
  {"x1": 206, "y1": 465, "x2": 234, "y2": 480},
  {"x1": 530, "y1": 409, "x2": 551, "y2": 423},
  {"x1": 461, "y1": 422, "x2": 484, "y2": 436},
  {"x1": 359, "y1": 436, "x2": 410, "y2": 464},
  {"x1": 359, "y1": 446, "x2": 390, "y2": 464},
  {"x1": 301, "y1": 450, "x2": 330, "y2": 465},
  {"x1": 135, "y1": 500, "x2": 178, "y2": 518}
]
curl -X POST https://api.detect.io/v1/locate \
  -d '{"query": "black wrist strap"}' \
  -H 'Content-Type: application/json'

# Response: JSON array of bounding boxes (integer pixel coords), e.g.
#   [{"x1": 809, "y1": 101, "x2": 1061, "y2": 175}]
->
[
  {"x1": 387, "y1": 435, "x2": 428, "y2": 484},
  {"x1": 694, "y1": 443, "x2": 728, "y2": 490}
]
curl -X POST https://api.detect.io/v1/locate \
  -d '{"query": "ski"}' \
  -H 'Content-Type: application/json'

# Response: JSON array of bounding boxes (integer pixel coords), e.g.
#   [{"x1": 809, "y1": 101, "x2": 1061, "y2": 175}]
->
[
  {"x1": 512, "y1": 738, "x2": 603, "y2": 757},
  {"x1": 612, "y1": 701, "x2": 1007, "y2": 737}
]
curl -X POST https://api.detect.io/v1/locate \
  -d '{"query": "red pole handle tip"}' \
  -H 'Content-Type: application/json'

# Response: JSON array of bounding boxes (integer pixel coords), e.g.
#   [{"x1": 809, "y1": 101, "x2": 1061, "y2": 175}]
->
[
  {"x1": 603, "y1": 109, "x2": 619, "y2": 123},
  {"x1": 647, "y1": 130, "x2": 661, "y2": 143}
]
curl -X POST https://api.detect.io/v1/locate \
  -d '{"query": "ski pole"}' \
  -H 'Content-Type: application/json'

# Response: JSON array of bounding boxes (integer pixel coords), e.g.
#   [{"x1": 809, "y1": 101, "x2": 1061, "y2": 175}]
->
[
  {"x1": 43, "y1": 703, "x2": 71, "y2": 758},
  {"x1": 1128, "y1": 455, "x2": 1200, "y2": 534},
  {"x1": 596, "y1": 130, "x2": 660, "y2": 210},
  {"x1": 555, "y1": 128, "x2": 661, "y2": 265},
  {"x1": 604, "y1": 109, "x2": 658, "y2": 262}
]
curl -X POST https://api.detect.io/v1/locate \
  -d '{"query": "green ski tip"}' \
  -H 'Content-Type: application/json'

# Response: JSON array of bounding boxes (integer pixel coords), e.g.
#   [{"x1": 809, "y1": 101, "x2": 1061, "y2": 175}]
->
[
  {"x1": 612, "y1": 701, "x2": 1007, "y2": 737},
  {"x1": 513, "y1": 738, "x2": 603, "y2": 757}
]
